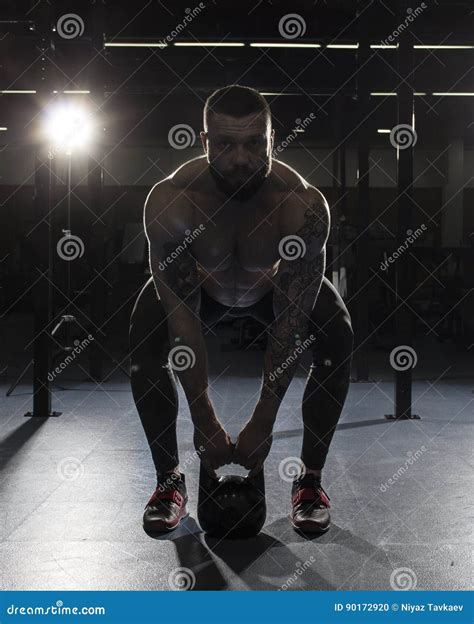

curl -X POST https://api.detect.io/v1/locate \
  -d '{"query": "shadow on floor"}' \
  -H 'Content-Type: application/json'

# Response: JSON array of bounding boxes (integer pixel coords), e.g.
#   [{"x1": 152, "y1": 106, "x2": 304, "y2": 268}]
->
[
  {"x1": 266, "y1": 516, "x2": 390, "y2": 568},
  {"x1": 0, "y1": 416, "x2": 48, "y2": 471},
  {"x1": 146, "y1": 515, "x2": 342, "y2": 590}
]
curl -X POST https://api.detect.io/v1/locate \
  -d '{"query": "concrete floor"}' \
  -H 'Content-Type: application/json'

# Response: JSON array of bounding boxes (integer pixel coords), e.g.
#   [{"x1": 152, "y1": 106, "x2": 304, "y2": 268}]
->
[{"x1": 0, "y1": 332, "x2": 472, "y2": 591}]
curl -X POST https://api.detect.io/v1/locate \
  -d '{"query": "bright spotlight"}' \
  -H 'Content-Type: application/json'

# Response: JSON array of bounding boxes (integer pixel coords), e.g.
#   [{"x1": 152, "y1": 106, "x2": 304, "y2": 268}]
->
[{"x1": 44, "y1": 103, "x2": 94, "y2": 153}]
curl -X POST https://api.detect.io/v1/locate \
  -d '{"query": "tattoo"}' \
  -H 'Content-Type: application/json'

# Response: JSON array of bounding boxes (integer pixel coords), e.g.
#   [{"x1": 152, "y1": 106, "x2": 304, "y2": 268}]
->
[
  {"x1": 161, "y1": 243, "x2": 201, "y2": 313},
  {"x1": 260, "y1": 200, "x2": 328, "y2": 403}
]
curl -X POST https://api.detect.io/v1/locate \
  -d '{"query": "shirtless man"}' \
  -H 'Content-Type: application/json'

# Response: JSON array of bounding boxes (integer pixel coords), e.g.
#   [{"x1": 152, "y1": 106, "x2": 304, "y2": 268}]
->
[{"x1": 129, "y1": 84, "x2": 354, "y2": 535}]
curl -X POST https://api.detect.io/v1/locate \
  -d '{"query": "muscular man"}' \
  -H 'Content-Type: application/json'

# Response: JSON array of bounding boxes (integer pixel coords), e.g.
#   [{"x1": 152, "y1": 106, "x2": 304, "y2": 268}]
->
[{"x1": 129, "y1": 85, "x2": 354, "y2": 535}]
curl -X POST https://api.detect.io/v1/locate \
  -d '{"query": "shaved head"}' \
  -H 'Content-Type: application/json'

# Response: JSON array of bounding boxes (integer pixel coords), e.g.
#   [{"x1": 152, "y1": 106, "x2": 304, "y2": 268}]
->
[
  {"x1": 201, "y1": 85, "x2": 274, "y2": 201},
  {"x1": 203, "y1": 84, "x2": 271, "y2": 132}
]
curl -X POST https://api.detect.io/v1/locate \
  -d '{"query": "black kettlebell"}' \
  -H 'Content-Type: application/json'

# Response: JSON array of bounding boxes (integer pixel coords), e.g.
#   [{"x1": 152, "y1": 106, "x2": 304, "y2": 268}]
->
[{"x1": 198, "y1": 462, "x2": 266, "y2": 539}]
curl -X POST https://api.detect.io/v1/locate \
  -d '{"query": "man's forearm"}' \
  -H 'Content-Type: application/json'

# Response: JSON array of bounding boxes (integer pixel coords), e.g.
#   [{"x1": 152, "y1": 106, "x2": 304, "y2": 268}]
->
[
  {"x1": 166, "y1": 318, "x2": 214, "y2": 423},
  {"x1": 256, "y1": 209, "x2": 328, "y2": 424},
  {"x1": 256, "y1": 316, "x2": 316, "y2": 421}
]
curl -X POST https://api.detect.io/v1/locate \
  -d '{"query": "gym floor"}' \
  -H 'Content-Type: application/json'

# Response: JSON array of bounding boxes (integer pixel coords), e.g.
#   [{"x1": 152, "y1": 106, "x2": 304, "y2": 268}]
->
[{"x1": 0, "y1": 326, "x2": 472, "y2": 591}]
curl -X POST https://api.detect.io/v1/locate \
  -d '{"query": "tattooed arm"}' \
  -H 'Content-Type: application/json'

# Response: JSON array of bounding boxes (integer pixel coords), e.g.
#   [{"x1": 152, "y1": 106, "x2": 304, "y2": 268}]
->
[
  {"x1": 234, "y1": 188, "x2": 330, "y2": 471},
  {"x1": 256, "y1": 189, "x2": 330, "y2": 424}
]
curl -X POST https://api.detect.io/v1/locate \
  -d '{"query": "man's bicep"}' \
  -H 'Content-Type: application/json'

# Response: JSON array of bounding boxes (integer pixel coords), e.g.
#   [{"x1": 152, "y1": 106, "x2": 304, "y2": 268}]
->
[
  {"x1": 145, "y1": 194, "x2": 201, "y2": 317},
  {"x1": 150, "y1": 245, "x2": 201, "y2": 318}
]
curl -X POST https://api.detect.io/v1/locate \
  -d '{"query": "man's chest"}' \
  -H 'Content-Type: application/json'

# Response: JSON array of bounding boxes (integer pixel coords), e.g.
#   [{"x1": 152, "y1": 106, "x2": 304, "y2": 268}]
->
[{"x1": 190, "y1": 196, "x2": 282, "y2": 272}]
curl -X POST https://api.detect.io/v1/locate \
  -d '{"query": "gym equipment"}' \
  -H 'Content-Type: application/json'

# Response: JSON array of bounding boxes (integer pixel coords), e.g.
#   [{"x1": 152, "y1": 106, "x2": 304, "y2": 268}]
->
[{"x1": 198, "y1": 463, "x2": 266, "y2": 539}]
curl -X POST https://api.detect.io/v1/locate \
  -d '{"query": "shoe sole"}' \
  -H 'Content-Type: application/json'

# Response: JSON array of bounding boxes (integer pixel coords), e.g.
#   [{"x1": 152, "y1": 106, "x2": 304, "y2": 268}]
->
[
  {"x1": 143, "y1": 506, "x2": 189, "y2": 534},
  {"x1": 290, "y1": 516, "x2": 330, "y2": 535}
]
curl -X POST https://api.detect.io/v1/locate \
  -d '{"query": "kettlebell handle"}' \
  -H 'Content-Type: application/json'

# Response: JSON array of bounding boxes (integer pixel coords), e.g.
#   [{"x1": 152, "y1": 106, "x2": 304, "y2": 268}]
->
[{"x1": 200, "y1": 460, "x2": 263, "y2": 480}]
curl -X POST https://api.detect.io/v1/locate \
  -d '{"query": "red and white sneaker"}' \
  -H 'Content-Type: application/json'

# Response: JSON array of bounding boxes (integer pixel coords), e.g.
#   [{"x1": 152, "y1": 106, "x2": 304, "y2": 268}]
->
[
  {"x1": 291, "y1": 473, "x2": 331, "y2": 534},
  {"x1": 143, "y1": 472, "x2": 188, "y2": 533}
]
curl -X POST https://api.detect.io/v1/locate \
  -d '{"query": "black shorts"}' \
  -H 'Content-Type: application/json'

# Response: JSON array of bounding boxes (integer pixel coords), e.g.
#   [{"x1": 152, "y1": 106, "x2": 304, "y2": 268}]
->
[
  {"x1": 198, "y1": 286, "x2": 275, "y2": 330},
  {"x1": 130, "y1": 275, "x2": 352, "y2": 364}
]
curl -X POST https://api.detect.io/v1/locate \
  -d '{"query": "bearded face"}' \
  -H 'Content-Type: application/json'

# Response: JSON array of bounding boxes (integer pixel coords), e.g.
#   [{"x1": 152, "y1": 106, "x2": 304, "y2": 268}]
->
[{"x1": 203, "y1": 112, "x2": 273, "y2": 202}]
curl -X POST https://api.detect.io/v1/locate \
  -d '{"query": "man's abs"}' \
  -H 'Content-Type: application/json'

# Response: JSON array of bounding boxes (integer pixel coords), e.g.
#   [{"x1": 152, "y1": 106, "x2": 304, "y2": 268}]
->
[
  {"x1": 189, "y1": 196, "x2": 282, "y2": 308},
  {"x1": 197, "y1": 258, "x2": 278, "y2": 308}
]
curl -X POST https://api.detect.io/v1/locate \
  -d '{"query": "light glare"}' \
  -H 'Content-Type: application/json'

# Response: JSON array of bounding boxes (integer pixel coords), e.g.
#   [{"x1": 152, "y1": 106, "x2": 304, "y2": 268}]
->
[{"x1": 44, "y1": 103, "x2": 94, "y2": 152}]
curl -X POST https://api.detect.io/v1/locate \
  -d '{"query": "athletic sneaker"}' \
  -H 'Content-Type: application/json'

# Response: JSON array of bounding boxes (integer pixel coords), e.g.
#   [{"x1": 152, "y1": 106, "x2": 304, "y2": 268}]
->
[
  {"x1": 291, "y1": 473, "x2": 331, "y2": 533},
  {"x1": 143, "y1": 472, "x2": 188, "y2": 533}
]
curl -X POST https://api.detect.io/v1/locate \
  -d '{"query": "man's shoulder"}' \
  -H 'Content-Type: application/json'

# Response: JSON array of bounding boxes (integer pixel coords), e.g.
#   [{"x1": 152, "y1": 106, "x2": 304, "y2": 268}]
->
[
  {"x1": 271, "y1": 160, "x2": 329, "y2": 231},
  {"x1": 169, "y1": 155, "x2": 209, "y2": 190},
  {"x1": 145, "y1": 157, "x2": 209, "y2": 224}
]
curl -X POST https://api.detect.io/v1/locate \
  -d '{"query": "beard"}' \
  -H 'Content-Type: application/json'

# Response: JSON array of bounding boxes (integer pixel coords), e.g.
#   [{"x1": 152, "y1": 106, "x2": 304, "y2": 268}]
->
[{"x1": 209, "y1": 160, "x2": 271, "y2": 202}]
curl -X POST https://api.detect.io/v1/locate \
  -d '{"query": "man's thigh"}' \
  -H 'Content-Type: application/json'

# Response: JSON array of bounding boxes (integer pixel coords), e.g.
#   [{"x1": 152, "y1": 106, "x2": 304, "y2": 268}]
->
[
  {"x1": 309, "y1": 277, "x2": 352, "y2": 340},
  {"x1": 129, "y1": 277, "x2": 169, "y2": 359}
]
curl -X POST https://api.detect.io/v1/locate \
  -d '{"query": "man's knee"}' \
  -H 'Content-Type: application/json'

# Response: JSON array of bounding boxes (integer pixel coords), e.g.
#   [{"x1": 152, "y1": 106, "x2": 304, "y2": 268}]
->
[
  {"x1": 311, "y1": 312, "x2": 354, "y2": 368},
  {"x1": 129, "y1": 279, "x2": 168, "y2": 355}
]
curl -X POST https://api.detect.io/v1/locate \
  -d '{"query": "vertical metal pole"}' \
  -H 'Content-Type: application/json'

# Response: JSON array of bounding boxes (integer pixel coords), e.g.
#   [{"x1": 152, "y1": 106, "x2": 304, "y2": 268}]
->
[
  {"x1": 354, "y1": 1, "x2": 372, "y2": 381},
  {"x1": 87, "y1": 0, "x2": 106, "y2": 381},
  {"x1": 386, "y1": 0, "x2": 419, "y2": 420},
  {"x1": 87, "y1": 150, "x2": 106, "y2": 381},
  {"x1": 26, "y1": 1, "x2": 60, "y2": 417},
  {"x1": 339, "y1": 135, "x2": 348, "y2": 292},
  {"x1": 331, "y1": 95, "x2": 341, "y2": 291}
]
